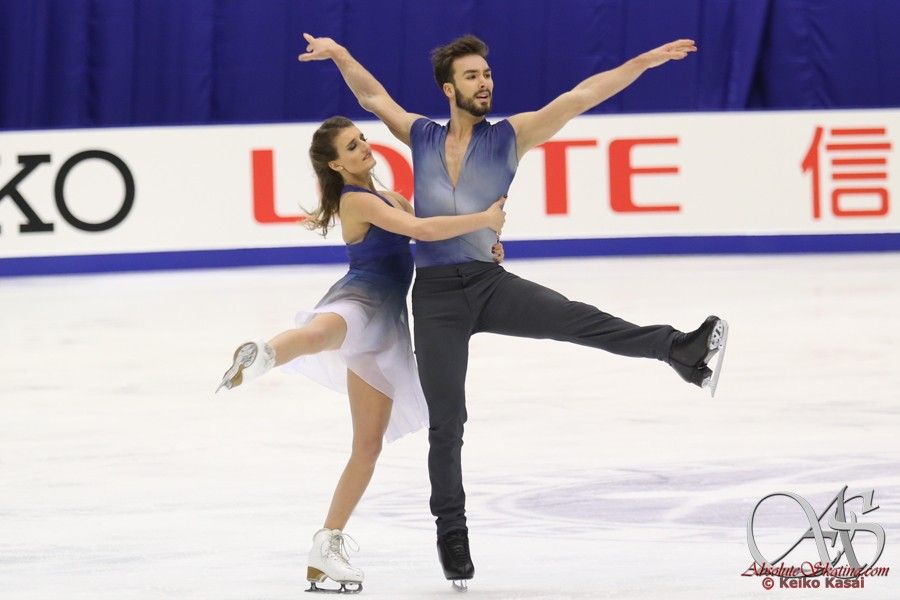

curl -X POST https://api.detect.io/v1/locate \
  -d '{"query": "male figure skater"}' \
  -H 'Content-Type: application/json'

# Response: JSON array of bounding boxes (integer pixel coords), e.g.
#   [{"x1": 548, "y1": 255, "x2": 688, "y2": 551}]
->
[{"x1": 299, "y1": 33, "x2": 727, "y2": 588}]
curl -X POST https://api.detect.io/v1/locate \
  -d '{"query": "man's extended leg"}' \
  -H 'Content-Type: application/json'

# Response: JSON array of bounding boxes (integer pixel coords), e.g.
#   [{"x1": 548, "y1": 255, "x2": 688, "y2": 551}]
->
[
  {"x1": 471, "y1": 267, "x2": 723, "y2": 387},
  {"x1": 474, "y1": 268, "x2": 724, "y2": 387},
  {"x1": 476, "y1": 269, "x2": 678, "y2": 360}
]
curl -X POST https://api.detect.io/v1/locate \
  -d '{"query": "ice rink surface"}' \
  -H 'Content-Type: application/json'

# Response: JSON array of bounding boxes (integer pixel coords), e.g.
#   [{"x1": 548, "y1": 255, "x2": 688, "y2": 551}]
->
[{"x1": 2, "y1": 253, "x2": 899, "y2": 599}]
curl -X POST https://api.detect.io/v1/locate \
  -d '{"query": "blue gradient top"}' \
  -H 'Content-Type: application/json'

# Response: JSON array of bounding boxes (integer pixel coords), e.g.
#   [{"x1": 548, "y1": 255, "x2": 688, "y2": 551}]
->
[
  {"x1": 410, "y1": 118, "x2": 518, "y2": 267},
  {"x1": 341, "y1": 185, "x2": 413, "y2": 286}
]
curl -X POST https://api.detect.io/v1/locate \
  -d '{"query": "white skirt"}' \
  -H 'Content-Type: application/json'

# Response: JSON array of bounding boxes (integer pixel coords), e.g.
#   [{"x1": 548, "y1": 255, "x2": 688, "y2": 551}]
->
[{"x1": 281, "y1": 269, "x2": 429, "y2": 442}]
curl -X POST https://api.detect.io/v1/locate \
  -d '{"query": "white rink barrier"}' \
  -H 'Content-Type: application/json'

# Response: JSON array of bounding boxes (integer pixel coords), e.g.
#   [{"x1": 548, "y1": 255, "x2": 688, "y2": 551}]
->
[{"x1": 1, "y1": 109, "x2": 898, "y2": 276}]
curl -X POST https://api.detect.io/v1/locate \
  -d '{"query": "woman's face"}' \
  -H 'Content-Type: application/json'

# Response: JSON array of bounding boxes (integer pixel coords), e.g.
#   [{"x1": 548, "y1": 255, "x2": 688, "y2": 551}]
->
[{"x1": 331, "y1": 126, "x2": 376, "y2": 177}]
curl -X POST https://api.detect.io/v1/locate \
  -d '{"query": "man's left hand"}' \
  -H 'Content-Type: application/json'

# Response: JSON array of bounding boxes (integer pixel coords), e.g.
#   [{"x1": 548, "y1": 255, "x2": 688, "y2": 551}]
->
[{"x1": 637, "y1": 39, "x2": 697, "y2": 69}]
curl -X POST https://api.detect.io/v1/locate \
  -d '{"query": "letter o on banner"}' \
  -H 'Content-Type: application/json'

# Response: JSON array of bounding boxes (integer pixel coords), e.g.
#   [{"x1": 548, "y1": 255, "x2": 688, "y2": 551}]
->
[{"x1": 54, "y1": 150, "x2": 135, "y2": 232}]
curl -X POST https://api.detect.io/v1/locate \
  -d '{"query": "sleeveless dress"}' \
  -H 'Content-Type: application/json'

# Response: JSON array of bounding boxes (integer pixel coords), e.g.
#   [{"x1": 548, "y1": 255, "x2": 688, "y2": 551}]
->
[{"x1": 281, "y1": 185, "x2": 429, "y2": 442}]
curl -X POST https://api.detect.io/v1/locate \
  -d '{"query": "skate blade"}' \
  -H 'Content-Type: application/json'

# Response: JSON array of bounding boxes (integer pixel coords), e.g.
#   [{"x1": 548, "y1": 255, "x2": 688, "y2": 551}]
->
[
  {"x1": 451, "y1": 579, "x2": 469, "y2": 592},
  {"x1": 306, "y1": 567, "x2": 362, "y2": 594},
  {"x1": 306, "y1": 581, "x2": 362, "y2": 594},
  {"x1": 702, "y1": 317, "x2": 726, "y2": 363},
  {"x1": 706, "y1": 320, "x2": 728, "y2": 398},
  {"x1": 214, "y1": 342, "x2": 257, "y2": 393}
]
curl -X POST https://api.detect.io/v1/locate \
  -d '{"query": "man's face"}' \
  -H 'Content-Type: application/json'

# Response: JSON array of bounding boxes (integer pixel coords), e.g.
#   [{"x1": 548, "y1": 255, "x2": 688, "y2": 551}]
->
[{"x1": 449, "y1": 55, "x2": 493, "y2": 117}]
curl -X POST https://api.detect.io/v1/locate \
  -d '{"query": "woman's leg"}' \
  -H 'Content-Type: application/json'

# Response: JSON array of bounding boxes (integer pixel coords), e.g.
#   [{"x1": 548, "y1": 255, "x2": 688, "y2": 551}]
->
[
  {"x1": 269, "y1": 312, "x2": 347, "y2": 365},
  {"x1": 218, "y1": 313, "x2": 348, "y2": 391},
  {"x1": 322, "y1": 369, "x2": 392, "y2": 530}
]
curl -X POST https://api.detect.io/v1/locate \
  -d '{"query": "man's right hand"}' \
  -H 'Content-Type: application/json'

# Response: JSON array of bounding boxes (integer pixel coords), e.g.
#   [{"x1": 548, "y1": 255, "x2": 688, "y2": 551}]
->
[
  {"x1": 298, "y1": 33, "x2": 342, "y2": 62},
  {"x1": 296, "y1": 32, "x2": 422, "y2": 148}
]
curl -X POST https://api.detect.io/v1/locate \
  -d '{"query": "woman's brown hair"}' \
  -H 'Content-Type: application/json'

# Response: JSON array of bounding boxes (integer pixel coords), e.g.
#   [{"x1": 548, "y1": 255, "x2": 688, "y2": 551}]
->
[{"x1": 305, "y1": 116, "x2": 354, "y2": 236}]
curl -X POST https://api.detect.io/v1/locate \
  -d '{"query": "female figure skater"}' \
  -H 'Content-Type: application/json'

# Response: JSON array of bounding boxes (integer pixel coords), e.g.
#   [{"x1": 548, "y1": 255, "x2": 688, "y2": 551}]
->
[{"x1": 216, "y1": 116, "x2": 506, "y2": 593}]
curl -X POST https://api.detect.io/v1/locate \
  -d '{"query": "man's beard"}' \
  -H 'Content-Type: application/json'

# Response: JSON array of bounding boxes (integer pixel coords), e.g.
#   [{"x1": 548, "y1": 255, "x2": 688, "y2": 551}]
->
[{"x1": 455, "y1": 88, "x2": 492, "y2": 117}]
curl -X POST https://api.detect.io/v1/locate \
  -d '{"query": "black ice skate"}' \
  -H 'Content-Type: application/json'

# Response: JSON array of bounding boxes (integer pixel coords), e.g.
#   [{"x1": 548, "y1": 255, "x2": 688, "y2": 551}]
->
[
  {"x1": 437, "y1": 529, "x2": 474, "y2": 592},
  {"x1": 669, "y1": 362, "x2": 713, "y2": 388},
  {"x1": 668, "y1": 315, "x2": 729, "y2": 397}
]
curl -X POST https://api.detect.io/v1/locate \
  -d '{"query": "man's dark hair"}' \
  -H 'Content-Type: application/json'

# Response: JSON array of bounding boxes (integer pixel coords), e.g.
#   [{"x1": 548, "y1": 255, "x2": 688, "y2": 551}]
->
[{"x1": 430, "y1": 35, "x2": 489, "y2": 89}]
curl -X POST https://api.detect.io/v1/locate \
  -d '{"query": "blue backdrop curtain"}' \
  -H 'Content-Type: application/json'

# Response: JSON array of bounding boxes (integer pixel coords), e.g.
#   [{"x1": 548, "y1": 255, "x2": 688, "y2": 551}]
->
[{"x1": 1, "y1": 0, "x2": 898, "y2": 131}]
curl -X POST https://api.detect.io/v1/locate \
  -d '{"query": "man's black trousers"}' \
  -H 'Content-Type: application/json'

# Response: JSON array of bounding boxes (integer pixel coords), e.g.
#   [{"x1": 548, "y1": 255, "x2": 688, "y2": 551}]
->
[{"x1": 412, "y1": 261, "x2": 678, "y2": 536}]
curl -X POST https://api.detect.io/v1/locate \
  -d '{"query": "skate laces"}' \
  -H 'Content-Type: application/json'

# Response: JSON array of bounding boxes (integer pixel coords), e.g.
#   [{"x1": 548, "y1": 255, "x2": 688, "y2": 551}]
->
[
  {"x1": 324, "y1": 531, "x2": 359, "y2": 564},
  {"x1": 444, "y1": 531, "x2": 471, "y2": 562},
  {"x1": 260, "y1": 342, "x2": 276, "y2": 369}
]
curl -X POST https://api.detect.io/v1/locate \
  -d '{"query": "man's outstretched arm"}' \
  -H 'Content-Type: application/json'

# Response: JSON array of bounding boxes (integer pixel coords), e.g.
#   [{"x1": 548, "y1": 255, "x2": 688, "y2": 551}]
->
[
  {"x1": 299, "y1": 34, "x2": 423, "y2": 146},
  {"x1": 508, "y1": 39, "x2": 697, "y2": 159}
]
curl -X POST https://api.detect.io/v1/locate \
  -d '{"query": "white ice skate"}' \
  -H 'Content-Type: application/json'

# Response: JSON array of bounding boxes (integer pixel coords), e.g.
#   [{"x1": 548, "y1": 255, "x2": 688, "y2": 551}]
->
[
  {"x1": 701, "y1": 319, "x2": 729, "y2": 398},
  {"x1": 215, "y1": 341, "x2": 275, "y2": 392},
  {"x1": 306, "y1": 528, "x2": 364, "y2": 594}
]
